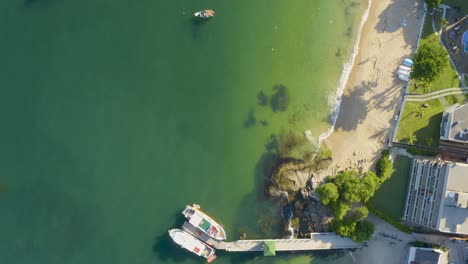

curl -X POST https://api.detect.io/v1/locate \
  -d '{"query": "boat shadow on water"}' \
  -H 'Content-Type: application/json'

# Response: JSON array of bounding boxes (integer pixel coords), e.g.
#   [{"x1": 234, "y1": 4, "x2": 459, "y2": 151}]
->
[
  {"x1": 152, "y1": 211, "x2": 190, "y2": 262},
  {"x1": 189, "y1": 17, "x2": 212, "y2": 40}
]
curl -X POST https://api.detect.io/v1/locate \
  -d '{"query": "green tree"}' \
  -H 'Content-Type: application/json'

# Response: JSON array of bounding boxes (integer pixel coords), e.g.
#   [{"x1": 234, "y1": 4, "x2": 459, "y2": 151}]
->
[
  {"x1": 334, "y1": 170, "x2": 361, "y2": 203},
  {"x1": 329, "y1": 201, "x2": 351, "y2": 220},
  {"x1": 360, "y1": 172, "x2": 381, "y2": 202},
  {"x1": 316, "y1": 182, "x2": 339, "y2": 205},
  {"x1": 330, "y1": 218, "x2": 356, "y2": 237},
  {"x1": 415, "y1": 106, "x2": 425, "y2": 118},
  {"x1": 424, "y1": 0, "x2": 441, "y2": 10},
  {"x1": 352, "y1": 221, "x2": 375, "y2": 242},
  {"x1": 408, "y1": 132, "x2": 417, "y2": 145},
  {"x1": 353, "y1": 206, "x2": 369, "y2": 221},
  {"x1": 376, "y1": 150, "x2": 393, "y2": 181},
  {"x1": 441, "y1": 18, "x2": 448, "y2": 29},
  {"x1": 418, "y1": 80, "x2": 431, "y2": 93},
  {"x1": 411, "y1": 40, "x2": 448, "y2": 83}
]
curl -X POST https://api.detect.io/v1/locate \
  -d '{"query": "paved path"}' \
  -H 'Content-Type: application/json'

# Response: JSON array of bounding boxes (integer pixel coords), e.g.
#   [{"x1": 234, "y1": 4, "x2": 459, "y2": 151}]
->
[
  {"x1": 181, "y1": 221, "x2": 361, "y2": 252},
  {"x1": 406, "y1": 87, "x2": 468, "y2": 101}
]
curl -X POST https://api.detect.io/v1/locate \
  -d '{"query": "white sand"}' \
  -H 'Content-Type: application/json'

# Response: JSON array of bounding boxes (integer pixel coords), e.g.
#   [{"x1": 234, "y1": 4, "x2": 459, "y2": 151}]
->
[{"x1": 324, "y1": 0, "x2": 424, "y2": 174}]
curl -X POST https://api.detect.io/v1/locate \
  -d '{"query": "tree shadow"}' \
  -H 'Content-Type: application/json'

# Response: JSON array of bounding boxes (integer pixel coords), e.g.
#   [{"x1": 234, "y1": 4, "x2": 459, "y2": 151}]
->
[
  {"x1": 375, "y1": 0, "x2": 424, "y2": 46},
  {"x1": 334, "y1": 81, "x2": 377, "y2": 131},
  {"x1": 257, "y1": 90, "x2": 269, "y2": 107},
  {"x1": 270, "y1": 84, "x2": 290, "y2": 112},
  {"x1": 244, "y1": 108, "x2": 257, "y2": 128}
]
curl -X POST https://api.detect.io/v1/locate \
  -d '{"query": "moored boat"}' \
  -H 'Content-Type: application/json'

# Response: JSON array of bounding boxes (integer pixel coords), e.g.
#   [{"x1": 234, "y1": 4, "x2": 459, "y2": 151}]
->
[
  {"x1": 182, "y1": 204, "x2": 227, "y2": 241},
  {"x1": 194, "y1": 9, "x2": 215, "y2": 18},
  {"x1": 169, "y1": 229, "x2": 217, "y2": 263}
]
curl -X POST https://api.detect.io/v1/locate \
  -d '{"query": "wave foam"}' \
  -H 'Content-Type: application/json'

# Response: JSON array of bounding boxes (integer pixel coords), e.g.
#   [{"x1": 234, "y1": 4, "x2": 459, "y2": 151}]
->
[{"x1": 317, "y1": 0, "x2": 372, "y2": 146}]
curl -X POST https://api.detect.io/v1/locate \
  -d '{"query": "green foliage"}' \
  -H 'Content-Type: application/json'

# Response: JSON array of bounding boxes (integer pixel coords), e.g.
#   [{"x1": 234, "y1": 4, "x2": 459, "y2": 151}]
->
[
  {"x1": 352, "y1": 221, "x2": 374, "y2": 242},
  {"x1": 334, "y1": 170, "x2": 362, "y2": 203},
  {"x1": 332, "y1": 170, "x2": 382, "y2": 203},
  {"x1": 411, "y1": 40, "x2": 449, "y2": 82},
  {"x1": 424, "y1": 0, "x2": 442, "y2": 10},
  {"x1": 277, "y1": 131, "x2": 314, "y2": 160},
  {"x1": 360, "y1": 172, "x2": 381, "y2": 202},
  {"x1": 366, "y1": 203, "x2": 412, "y2": 233},
  {"x1": 329, "y1": 201, "x2": 350, "y2": 220},
  {"x1": 406, "y1": 146, "x2": 438, "y2": 156},
  {"x1": 376, "y1": 150, "x2": 393, "y2": 181},
  {"x1": 408, "y1": 132, "x2": 417, "y2": 145},
  {"x1": 330, "y1": 218, "x2": 374, "y2": 242},
  {"x1": 316, "y1": 182, "x2": 339, "y2": 205},
  {"x1": 353, "y1": 206, "x2": 369, "y2": 221},
  {"x1": 330, "y1": 218, "x2": 356, "y2": 237}
]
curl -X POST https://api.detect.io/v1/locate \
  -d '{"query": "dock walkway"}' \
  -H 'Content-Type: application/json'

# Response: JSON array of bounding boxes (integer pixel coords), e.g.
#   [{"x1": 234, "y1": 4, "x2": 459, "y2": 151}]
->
[{"x1": 181, "y1": 221, "x2": 361, "y2": 252}]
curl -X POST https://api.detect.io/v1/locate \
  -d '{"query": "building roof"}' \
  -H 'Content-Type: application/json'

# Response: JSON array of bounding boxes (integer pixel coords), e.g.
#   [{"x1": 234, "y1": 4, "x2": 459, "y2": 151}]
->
[
  {"x1": 263, "y1": 241, "x2": 276, "y2": 256},
  {"x1": 407, "y1": 247, "x2": 442, "y2": 264},
  {"x1": 441, "y1": 103, "x2": 468, "y2": 142},
  {"x1": 437, "y1": 162, "x2": 468, "y2": 235}
]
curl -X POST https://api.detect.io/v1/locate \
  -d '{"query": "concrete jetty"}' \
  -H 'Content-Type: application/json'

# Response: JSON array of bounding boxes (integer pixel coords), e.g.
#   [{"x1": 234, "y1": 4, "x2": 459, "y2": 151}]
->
[{"x1": 181, "y1": 221, "x2": 361, "y2": 253}]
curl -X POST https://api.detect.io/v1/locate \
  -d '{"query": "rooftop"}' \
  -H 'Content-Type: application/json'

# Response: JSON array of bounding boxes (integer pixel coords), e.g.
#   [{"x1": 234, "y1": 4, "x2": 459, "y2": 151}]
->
[
  {"x1": 441, "y1": 103, "x2": 468, "y2": 142},
  {"x1": 437, "y1": 162, "x2": 468, "y2": 235},
  {"x1": 407, "y1": 247, "x2": 443, "y2": 264}
]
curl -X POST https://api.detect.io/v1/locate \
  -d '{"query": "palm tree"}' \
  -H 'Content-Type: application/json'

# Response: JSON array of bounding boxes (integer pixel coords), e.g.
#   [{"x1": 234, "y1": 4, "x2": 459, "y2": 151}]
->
[
  {"x1": 415, "y1": 106, "x2": 425, "y2": 118},
  {"x1": 408, "y1": 133, "x2": 417, "y2": 145},
  {"x1": 418, "y1": 80, "x2": 431, "y2": 93}
]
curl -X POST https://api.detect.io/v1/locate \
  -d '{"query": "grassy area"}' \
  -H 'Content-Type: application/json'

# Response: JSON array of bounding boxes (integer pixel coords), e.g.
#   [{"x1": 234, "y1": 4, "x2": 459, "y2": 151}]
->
[
  {"x1": 396, "y1": 98, "x2": 444, "y2": 146},
  {"x1": 442, "y1": 0, "x2": 468, "y2": 13},
  {"x1": 409, "y1": 34, "x2": 461, "y2": 94},
  {"x1": 421, "y1": 14, "x2": 435, "y2": 39},
  {"x1": 369, "y1": 155, "x2": 412, "y2": 219}
]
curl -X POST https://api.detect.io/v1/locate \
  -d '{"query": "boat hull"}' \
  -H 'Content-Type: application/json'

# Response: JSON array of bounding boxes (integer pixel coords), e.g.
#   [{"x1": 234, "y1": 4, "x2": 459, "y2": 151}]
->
[
  {"x1": 182, "y1": 205, "x2": 227, "y2": 241},
  {"x1": 168, "y1": 229, "x2": 217, "y2": 262}
]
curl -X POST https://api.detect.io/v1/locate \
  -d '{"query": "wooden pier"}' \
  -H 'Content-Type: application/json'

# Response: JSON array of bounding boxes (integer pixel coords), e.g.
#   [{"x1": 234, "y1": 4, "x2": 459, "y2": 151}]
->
[{"x1": 181, "y1": 221, "x2": 361, "y2": 253}]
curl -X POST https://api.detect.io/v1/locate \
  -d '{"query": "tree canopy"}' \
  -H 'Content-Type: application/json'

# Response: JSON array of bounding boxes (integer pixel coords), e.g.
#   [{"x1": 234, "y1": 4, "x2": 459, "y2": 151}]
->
[
  {"x1": 316, "y1": 182, "x2": 339, "y2": 205},
  {"x1": 411, "y1": 40, "x2": 448, "y2": 82},
  {"x1": 353, "y1": 206, "x2": 369, "y2": 221},
  {"x1": 424, "y1": 0, "x2": 441, "y2": 10}
]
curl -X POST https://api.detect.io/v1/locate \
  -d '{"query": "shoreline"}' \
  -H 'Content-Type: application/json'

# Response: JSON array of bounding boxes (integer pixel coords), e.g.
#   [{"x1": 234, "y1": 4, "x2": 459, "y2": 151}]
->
[
  {"x1": 319, "y1": 0, "x2": 424, "y2": 177},
  {"x1": 318, "y1": 0, "x2": 373, "y2": 145}
]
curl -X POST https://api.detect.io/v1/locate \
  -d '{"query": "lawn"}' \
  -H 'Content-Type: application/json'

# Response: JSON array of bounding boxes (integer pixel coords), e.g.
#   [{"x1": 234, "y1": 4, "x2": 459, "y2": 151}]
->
[
  {"x1": 396, "y1": 98, "x2": 444, "y2": 146},
  {"x1": 442, "y1": 0, "x2": 468, "y2": 14},
  {"x1": 409, "y1": 35, "x2": 461, "y2": 94},
  {"x1": 369, "y1": 155, "x2": 412, "y2": 219}
]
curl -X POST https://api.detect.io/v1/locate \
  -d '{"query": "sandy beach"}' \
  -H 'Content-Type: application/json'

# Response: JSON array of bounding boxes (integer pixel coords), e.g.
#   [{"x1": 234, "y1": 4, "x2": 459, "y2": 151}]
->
[
  {"x1": 324, "y1": 0, "x2": 425, "y2": 174},
  {"x1": 323, "y1": 0, "x2": 425, "y2": 263}
]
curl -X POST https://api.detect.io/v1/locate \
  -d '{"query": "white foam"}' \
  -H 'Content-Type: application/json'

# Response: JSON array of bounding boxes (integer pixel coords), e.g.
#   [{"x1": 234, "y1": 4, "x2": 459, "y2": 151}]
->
[{"x1": 317, "y1": 0, "x2": 372, "y2": 146}]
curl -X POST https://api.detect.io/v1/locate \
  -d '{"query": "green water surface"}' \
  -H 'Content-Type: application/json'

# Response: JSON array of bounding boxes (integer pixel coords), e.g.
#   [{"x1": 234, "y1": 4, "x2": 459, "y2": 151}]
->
[{"x1": 0, "y1": 0, "x2": 365, "y2": 263}]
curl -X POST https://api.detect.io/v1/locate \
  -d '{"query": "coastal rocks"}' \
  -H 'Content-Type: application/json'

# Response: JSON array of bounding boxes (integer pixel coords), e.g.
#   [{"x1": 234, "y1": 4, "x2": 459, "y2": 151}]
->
[{"x1": 269, "y1": 161, "x2": 312, "y2": 194}]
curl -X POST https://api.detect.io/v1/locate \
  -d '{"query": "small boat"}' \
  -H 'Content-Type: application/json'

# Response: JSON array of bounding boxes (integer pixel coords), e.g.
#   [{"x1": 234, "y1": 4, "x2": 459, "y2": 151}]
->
[
  {"x1": 403, "y1": 58, "x2": 413, "y2": 67},
  {"x1": 182, "y1": 204, "x2": 227, "y2": 241},
  {"x1": 169, "y1": 229, "x2": 217, "y2": 263},
  {"x1": 399, "y1": 65, "x2": 411, "y2": 71},
  {"x1": 194, "y1": 9, "x2": 215, "y2": 18},
  {"x1": 398, "y1": 74, "x2": 409, "y2": 82}
]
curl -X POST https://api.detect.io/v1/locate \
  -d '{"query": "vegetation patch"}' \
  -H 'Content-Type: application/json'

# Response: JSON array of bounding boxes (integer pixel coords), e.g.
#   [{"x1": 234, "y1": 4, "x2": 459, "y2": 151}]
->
[
  {"x1": 370, "y1": 155, "x2": 412, "y2": 219},
  {"x1": 396, "y1": 99, "x2": 443, "y2": 146},
  {"x1": 317, "y1": 169, "x2": 385, "y2": 242}
]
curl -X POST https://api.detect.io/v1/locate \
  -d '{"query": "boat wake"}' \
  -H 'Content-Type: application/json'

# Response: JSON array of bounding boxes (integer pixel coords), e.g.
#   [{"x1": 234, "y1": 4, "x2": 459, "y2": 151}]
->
[{"x1": 317, "y1": 0, "x2": 372, "y2": 147}]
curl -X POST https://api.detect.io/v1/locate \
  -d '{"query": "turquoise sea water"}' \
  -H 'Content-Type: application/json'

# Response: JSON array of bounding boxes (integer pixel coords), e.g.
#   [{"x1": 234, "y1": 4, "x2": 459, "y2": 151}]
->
[{"x1": 0, "y1": 0, "x2": 365, "y2": 263}]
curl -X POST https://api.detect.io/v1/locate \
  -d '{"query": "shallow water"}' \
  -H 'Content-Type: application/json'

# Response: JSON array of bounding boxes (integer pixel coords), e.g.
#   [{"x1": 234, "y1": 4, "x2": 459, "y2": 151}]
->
[{"x1": 0, "y1": 0, "x2": 365, "y2": 263}]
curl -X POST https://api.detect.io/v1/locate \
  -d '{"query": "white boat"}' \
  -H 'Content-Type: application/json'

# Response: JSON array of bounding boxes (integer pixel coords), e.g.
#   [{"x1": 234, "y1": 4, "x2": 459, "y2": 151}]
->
[
  {"x1": 194, "y1": 9, "x2": 215, "y2": 18},
  {"x1": 182, "y1": 205, "x2": 227, "y2": 241},
  {"x1": 398, "y1": 74, "x2": 409, "y2": 81},
  {"x1": 169, "y1": 229, "x2": 217, "y2": 263},
  {"x1": 403, "y1": 58, "x2": 413, "y2": 67},
  {"x1": 399, "y1": 65, "x2": 412, "y2": 71},
  {"x1": 397, "y1": 69, "x2": 410, "y2": 76}
]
